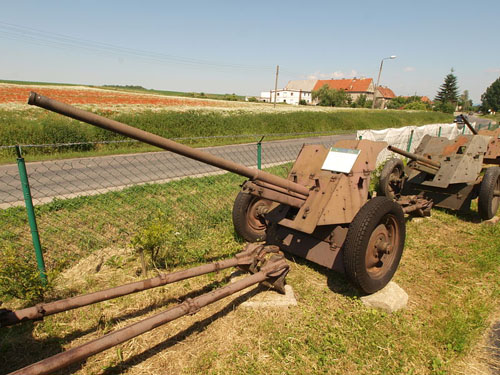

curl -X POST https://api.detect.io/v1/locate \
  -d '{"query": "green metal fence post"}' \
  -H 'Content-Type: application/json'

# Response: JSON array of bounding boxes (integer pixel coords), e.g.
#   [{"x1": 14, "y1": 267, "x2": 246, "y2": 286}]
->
[
  {"x1": 16, "y1": 145, "x2": 47, "y2": 284},
  {"x1": 257, "y1": 136, "x2": 264, "y2": 170},
  {"x1": 406, "y1": 130, "x2": 414, "y2": 152},
  {"x1": 488, "y1": 122, "x2": 491, "y2": 130},
  {"x1": 438, "y1": 126, "x2": 442, "y2": 137},
  {"x1": 462, "y1": 124, "x2": 466, "y2": 134},
  {"x1": 358, "y1": 135, "x2": 362, "y2": 140}
]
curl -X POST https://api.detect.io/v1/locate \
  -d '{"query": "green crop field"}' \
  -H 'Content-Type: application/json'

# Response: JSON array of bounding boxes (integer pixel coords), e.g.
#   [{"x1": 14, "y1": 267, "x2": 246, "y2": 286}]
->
[{"x1": 0, "y1": 108, "x2": 452, "y2": 163}]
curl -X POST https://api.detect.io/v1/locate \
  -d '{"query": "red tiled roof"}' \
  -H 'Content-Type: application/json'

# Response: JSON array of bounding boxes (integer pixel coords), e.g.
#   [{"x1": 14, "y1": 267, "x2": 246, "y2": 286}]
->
[
  {"x1": 377, "y1": 86, "x2": 396, "y2": 99},
  {"x1": 313, "y1": 78, "x2": 373, "y2": 92}
]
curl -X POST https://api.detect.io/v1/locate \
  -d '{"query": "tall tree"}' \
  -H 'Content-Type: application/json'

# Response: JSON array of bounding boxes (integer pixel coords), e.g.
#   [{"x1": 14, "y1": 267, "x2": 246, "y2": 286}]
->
[
  {"x1": 459, "y1": 90, "x2": 472, "y2": 112},
  {"x1": 435, "y1": 69, "x2": 459, "y2": 104},
  {"x1": 481, "y1": 76, "x2": 500, "y2": 112},
  {"x1": 312, "y1": 84, "x2": 349, "y2": 107}
]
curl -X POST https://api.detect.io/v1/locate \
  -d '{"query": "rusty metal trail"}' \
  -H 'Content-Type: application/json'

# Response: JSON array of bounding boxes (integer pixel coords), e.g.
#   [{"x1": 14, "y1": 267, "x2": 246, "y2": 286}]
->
[
  {"x1": 0, "y1": 249, "x2": 256, "y2": 327},
  {"x1": 8, "y1": 255, "x2": 288, "y2": 375}
]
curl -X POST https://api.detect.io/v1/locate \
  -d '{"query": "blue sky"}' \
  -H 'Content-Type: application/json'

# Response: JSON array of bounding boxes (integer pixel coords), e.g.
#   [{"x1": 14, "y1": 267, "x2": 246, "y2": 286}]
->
[{"x1": 1, "y1": 0, "x2": 499, "y2": 103}]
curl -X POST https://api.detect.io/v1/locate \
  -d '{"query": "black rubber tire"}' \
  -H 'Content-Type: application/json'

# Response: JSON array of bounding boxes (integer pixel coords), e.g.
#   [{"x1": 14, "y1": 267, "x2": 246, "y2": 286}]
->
[
  {"x1": 343, "y1": 196, "x2": 406, "y2": 294},
  {"x1": 377, "y1": 158, "x2": 405, "y2": 200},
  {"x1": 232, "y1": 192, "x2": 271, "y2": 242},
  {"x1": 478, "y1": 167, "x2": 500, "y2": 220}
]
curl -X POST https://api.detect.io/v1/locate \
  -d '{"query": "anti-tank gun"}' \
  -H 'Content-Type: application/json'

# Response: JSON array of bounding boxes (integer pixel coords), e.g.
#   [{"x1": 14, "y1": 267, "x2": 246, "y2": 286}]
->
[
  {"x1": 379, "y1": 116, "x2": 500, "y2": 220},
  {"x1": 26, "y1": 92, "x2": 405, "y2": 295},
  {"x1": 456, "y1": 113, "x2": 500, "y2": 165},
  {"x1": 0, "y1": 92, "x2": 407, "y2": 374}
]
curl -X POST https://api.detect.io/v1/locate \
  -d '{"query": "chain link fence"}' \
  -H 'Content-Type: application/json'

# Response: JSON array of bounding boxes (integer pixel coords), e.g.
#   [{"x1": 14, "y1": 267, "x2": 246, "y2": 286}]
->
[
  {"x1": 1, "y1": 134, "x2": 344, "y2": 292},
  {"x1": 2, "y1": 124, "x2": 497, "y2": 298},
  {"x1": 3, "y1": 121, "x2": 498, "y2": 210},
  {"x1": 0, "y1": 135, "x2": 342, "y2": 209}
]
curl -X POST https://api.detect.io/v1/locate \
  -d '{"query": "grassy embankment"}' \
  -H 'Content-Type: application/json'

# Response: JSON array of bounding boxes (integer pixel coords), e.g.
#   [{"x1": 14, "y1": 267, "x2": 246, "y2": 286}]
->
[
  {"x1": 0, "y1": 162, "x2": 498, "y2": 374},
  {"x1": 0, "y1": 109, "x2": 452, "y2": 163}
]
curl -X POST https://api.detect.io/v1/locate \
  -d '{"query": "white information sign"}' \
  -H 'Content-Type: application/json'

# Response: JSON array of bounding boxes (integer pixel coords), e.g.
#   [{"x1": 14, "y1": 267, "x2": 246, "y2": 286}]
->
[{"x1": 321, "y1": 147, "x2": 360, "y2": 173}]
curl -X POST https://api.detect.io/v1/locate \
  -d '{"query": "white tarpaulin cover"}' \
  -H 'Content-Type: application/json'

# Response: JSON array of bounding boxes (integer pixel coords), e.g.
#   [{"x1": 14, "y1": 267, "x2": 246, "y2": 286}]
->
[{"x1": 357, "y1": 122, "x2": 472, "y2": 166}]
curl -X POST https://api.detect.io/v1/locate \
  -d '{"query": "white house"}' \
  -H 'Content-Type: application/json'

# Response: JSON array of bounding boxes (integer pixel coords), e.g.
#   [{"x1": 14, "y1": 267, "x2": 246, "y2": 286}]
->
[
  {"x1": 261, "y1": 78, "x2": 396, "y2": 106},
  {"x1": 259, "y1": 79, "x2": 316, "y2": 105}
]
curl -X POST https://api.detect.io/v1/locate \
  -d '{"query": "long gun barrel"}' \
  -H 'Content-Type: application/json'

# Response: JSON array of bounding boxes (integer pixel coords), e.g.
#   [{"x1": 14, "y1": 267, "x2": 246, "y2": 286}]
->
[
  {"x1": 459, "y1": 114, "x2": 478, "y2": 135},
  {"x1": 388, "y1": 145, "x2": 441, "y2": 169},
  {"x1": 27, "y1": 92, "x2": 310, "y2": 198}
]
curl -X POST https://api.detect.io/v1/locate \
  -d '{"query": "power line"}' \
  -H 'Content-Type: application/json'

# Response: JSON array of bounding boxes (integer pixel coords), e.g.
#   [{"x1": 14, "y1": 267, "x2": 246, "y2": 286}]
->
[{"x1": 0, "y1": 21, "x2": 290, "y2": 74}]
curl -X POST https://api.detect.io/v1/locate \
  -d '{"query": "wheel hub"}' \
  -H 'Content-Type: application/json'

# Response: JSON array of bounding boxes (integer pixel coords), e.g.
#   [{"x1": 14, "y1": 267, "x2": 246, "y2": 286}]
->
[
  {"x1": 246, "y1": 199, "x2": 271, "y2": 231},
  {"x1": 365, "y1": 217, "x2": 399, "y2": 278}
]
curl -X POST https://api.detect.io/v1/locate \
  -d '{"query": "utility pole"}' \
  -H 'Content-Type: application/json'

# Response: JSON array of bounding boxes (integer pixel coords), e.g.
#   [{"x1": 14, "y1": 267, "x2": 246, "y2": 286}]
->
[
  {"x1": 274, "y1": 65, "x2": 279, "y2": 108},
  {"x1": 372, "y1": 55, "x2": 396, "y2": 109}
]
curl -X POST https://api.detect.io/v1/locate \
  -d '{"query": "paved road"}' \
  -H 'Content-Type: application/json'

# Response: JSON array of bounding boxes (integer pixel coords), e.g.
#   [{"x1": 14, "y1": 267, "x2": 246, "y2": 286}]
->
[
  {"x1": 0, "y1": 134, "x2": 355, "y2": 208},
  {"x1": 456, "y1": 113, "x2": 497, "y2": 128}
]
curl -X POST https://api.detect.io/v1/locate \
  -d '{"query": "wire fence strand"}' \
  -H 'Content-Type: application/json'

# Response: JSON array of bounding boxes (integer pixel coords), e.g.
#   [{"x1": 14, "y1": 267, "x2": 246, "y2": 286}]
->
[{"x1": 0, "y1": 135, "x2": 339, "y2": 209}]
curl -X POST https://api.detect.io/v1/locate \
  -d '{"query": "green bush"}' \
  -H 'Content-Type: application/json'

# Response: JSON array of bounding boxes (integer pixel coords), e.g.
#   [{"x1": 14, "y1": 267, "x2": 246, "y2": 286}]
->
[
  {"x1": 223, "y1": 94, "x2": 238, "y2": 101},
  {"x1": 434, "y1": 101, "x2": 456, "y2": 114},
  {"x1": 312, "y1": 84, "x2": 350, "y2": 107},
  {"x1": 404, "y1": 101, "x2": 429, "y2": 111},
  {"x1": 0, "y1": 245, "x2": 49, "y2": 302},
  {"x1": 131, "y1": 213, "x2": 186, "y2": 268},
  {"x1": 356, "y1": 94, "x2": 367, "y2": 108},
  {"x1": 387, "y1": 96, "x2": 431, "y2": 110}
]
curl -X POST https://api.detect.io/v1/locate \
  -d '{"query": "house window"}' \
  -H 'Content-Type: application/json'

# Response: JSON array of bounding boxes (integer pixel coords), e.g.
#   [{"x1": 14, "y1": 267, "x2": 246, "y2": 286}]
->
[{"x1": 277, "y1": 92, "x2": 280, "y2": 96}]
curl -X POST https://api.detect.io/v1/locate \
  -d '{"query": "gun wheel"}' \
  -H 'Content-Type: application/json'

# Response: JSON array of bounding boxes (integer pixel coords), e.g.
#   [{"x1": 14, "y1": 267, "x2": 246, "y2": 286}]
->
[
  {"x1": 232, "y1": 192, "x2": 272, "y2": 242},
  {"x1": 478, "y1": 167, "x2": 500, "y2": 220},
  {"x1": 377, "y1": 158, "x2": 405, "y2": 200},
  {"x1": 343, "y1": 196, "x2": 406, "y2": 294}
]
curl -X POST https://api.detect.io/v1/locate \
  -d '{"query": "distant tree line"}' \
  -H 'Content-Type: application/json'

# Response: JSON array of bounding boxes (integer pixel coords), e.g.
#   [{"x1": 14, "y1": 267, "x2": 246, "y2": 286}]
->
[
  {"x1": 311, "y1": 70, "x2": 500, "y2": 115},
  {"x1": 387, "y1": 96, "x2": 431, "y2": 110},
  {"x1": 433, "y1": 69, "x2": 500, "y2": 114},
  {"x1": 103, "y1": 84, "x2": 147, "y2": 90}
]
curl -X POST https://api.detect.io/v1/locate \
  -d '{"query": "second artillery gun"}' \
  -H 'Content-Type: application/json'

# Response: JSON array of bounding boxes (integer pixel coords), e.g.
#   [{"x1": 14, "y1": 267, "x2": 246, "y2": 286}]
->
[{"x1": 379, "y1": 115, "x2": 500, "y2": 220}]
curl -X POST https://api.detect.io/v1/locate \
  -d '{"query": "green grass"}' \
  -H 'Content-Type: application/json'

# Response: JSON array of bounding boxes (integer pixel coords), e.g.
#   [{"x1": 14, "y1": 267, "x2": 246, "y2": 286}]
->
[
  {"x1": 482, "y1": 113, "x2": 500, "y2": 124},
  {"x1": 0, "y1": 108, "x2": 452, "y2": 163},
  {"x1": 0, "y1": 161, "x2": 498, "y2": 374}
]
